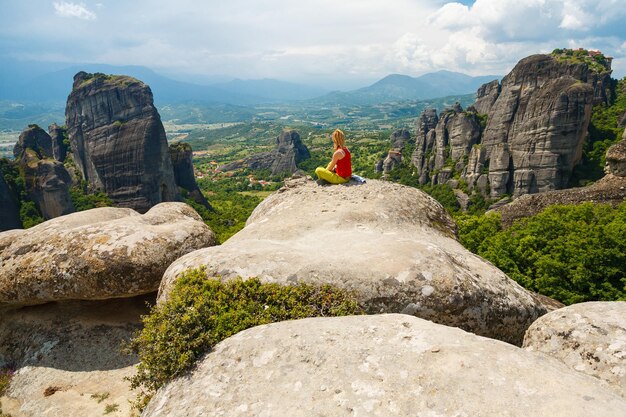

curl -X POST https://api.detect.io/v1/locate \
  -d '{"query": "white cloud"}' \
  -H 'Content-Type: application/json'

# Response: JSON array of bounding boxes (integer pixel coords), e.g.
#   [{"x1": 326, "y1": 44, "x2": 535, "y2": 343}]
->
[{"x1": 53, "y1": 2, "x2": 97, "y2": 20}]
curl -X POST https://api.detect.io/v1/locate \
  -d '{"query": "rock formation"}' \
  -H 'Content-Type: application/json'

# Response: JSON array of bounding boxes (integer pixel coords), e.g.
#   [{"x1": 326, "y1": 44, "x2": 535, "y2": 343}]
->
[
  {"x1": 159, "y1": 178, "x2": 550, "y2": 345},
  {"x1": 0, "y1": 296, "x2": 149, "y2": 417},
  {"x1": 220, "y1": 129, "x2": 310, "y2": 176},
  {"x1": 0, "y1": 175, "x2": 21, "y2": 231},
  {"x1": 65, "y1": 72, "x2": 180, "y2": 213},
  {"x1": 13, "y1": 125, "x2": 75, "y2": 220},
  {"x1": 605, "y1": 138, "x2": 626, "y2": 177},
  {"x1": 48, "y1": 123, "x2": 69, "y2": 162},
  {"x1": 411, "y1": 53, "x2": 609, "y2": 199},
  {"x1": 169, "y1": 142, "x2": 212, "y2": 210},
  {"x1": 375, "y1": 129, "x2": 410, "y2": 175},
  {"x1": 0, "y1": 202, "x2": 216, "y2": 307},
  {"x1": 524, "y1": 301, "x2": 626, "y2": 399},
  {"x1": 143, "y1": 314, "x2": 626, "y2": 417}
]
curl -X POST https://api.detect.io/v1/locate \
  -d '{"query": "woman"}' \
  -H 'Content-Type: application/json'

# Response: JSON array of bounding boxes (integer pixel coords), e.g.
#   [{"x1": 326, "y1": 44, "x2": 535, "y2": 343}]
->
[{"x1": 315, "y1": 129, "x2": 352, "y2": 184}]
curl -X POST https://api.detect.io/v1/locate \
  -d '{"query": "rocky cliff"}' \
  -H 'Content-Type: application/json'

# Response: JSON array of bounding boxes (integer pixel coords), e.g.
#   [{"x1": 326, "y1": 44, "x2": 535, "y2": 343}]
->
[
  {"x1": 13, "y1": 125, "x2": 75, "y2": 220},
  {"x1": 65, "y1": 72, "x2": 179, "y2": 213},
  {"x1": 0, "y1": 174, "x2": 21, "y2": 231},
  {"x1": 169, "y1": 142, "x2": 212, "y2": 210},
  {"x1": 375, "y1": 129, "x2": 410, "y2": 175},
  {"x1": 221, "y1": 129, "x2": 310, "y2": 176},
  {"x1": 411, "y1": 52, "x2": 610, "y2": 199},
  {"x1": 48, "y1": 123, "x2": 69, "y2": 162}
]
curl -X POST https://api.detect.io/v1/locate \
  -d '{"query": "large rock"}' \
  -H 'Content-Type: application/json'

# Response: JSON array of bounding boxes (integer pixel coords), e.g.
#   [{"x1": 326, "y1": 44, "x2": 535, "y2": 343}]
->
[
  {"x1": 376, "y1": 129, "x2": 410, "y2": 175},
  {"x1": 66, "y1": 71, "x2": 180, "y2": 213},
  {"x1": 412, "y1": 52, "x2": 607, "y2": 198},
  {"x1": 523, "y1": 301, "x2": 626, "y2": 399},
  {"x1": 0, "y1": 202, "x2": 216, "y2": 306},
  {"x1": 14, "y1": 125, "x2": 75, "y2": 220},
  {"x1": 143, "y1": 314, "x2": 626, "y2": 417},
  {"x1": 13, "y1": 124, "x2": 53, "y2": 160},
  {"x1": 159, "y1": 178, "x2": 549, "y2": 345},
  {"x1": 0, "y1": 174, "x2": 21, "y2": 231},
  {"x1": 169, "y1": 142, "x2": 212, "y2": 210},
  {"x1": 221, "y1": 129, "x2": 310, "y2": 176},
  {"x1": 0, "y1": 296, "x2": 150, "y2": 417}
]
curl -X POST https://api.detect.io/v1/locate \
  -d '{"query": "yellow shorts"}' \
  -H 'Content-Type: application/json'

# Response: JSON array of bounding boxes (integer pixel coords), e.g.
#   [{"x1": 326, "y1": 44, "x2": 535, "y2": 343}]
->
[{"x1": 315, "y1": 167, "x2": 350, "y2": 184}]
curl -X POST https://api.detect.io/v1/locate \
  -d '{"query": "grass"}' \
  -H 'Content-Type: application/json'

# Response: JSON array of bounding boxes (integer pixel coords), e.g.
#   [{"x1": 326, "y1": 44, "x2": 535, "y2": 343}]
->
[{"x1": 91, "y1": 392, "x2": 110, "y2": 403}]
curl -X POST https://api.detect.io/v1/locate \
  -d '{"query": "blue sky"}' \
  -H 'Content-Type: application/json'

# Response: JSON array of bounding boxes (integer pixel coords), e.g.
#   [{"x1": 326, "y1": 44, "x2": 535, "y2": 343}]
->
[{"x1": 1, "y1": 0, "x2": 625, "y2": 87}]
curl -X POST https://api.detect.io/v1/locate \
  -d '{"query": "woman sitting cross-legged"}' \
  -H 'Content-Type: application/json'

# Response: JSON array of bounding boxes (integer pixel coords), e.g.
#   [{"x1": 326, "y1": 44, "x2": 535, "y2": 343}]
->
[{"x1": 315, "y1": 129, "x2": 352, "y2": 184}]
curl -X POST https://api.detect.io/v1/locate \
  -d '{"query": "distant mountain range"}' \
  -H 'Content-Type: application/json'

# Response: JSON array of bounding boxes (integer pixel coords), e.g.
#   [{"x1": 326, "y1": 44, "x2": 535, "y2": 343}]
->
[
  {"x1": 310, "y1": 71, "x2": 500, "y2": 105},
  {"x1": 0, "y1": 59, "x2": 500, "y2": 106}
]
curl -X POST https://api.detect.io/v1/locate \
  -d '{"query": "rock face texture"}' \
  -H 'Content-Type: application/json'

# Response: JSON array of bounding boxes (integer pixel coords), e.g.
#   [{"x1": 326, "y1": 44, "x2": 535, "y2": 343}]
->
[
  {"x1": 13, "y1": 125, "x2": 75, "y2": 220},
  {"x1": 523, "y1": 301, "x2": 626, "y2": 399},
  {"x1": 65, "y1": 71, "x2": 179, "y2": 213},
  {"x1": 48, "y1": 123, "x2": 69, "y2": 162},
  {"x1": 169, "y1": 142, "x2": 212, "y2": 210},
  {"x1": 159, "y1": 178, "x2": 549, "y2": 345},
  {"x1": 0, "y1": 174, "x2": 21, "y2": 231},
  {"x1": 0, "y1": 202, "x2": 216, "y2": 307},
  {"x1": 0, "y1": 296, "x2": 149, "y2": 417},
  {"x1": 411, "y1": 53, "x2": 607, "y2": 198},
  {"x1": 375, "y1": 129, "x2": 410, "y2": 175},
  {"x1": 221, "y1": 129, "x2": 310, "y2": 176},
  {"x1": 143, "y1": 314, "x2": 626, "y2": 417}
]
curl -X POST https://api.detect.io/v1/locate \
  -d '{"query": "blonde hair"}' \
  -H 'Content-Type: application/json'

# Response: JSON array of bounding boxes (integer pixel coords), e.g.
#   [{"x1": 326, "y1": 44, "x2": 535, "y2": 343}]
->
[{"x1": 331, "y1": 129, "x2": 346, "y2": 150}]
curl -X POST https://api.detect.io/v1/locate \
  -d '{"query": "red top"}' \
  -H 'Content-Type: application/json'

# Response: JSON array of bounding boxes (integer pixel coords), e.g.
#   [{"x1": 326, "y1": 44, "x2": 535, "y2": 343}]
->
[{"x1": 336, "y1": 147, "x2": 352, "y2": 178}]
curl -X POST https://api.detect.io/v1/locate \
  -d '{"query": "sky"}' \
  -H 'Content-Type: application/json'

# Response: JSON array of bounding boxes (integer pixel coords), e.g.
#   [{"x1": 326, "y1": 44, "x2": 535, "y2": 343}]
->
[{"x1": 1, "y1": 0, "x2": 625, "y2": 89}]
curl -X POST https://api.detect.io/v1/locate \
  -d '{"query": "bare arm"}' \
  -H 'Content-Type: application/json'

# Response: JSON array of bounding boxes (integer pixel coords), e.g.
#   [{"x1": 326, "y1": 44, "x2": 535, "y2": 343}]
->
[{"x1": 326, "y1": 149, "x2": 345, "y2": 171}]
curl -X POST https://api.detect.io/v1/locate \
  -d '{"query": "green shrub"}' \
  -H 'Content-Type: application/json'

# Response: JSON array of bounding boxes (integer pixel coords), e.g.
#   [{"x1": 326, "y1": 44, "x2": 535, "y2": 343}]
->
[
  {"x1": 0, "y1": 367, "x2": 14, "y2": 396},
  {"x1": 125, "y1": 269, "x2": 364, "y2": 406},
  {"x1": 69, "y1": 183, "x2": 113, "y2": 211},
  {"x1": 19, "y1": 201, "x2": 43, "y2": 228},
  {"x1": 459, "y1": 202, "x2": 626, "y2": 304}
]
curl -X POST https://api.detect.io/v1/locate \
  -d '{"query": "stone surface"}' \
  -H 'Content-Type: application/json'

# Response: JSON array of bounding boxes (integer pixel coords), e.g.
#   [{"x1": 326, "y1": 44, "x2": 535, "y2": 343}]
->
[
  {"x1": 14, "y1": 125, "x2": 75, "y2": 220},
  {"x1": 0, "y1": 202, "x2": 216, "y2": 306},
  {"x1": 169, "y1": 142, "x2": 212, "y2": 210},
  {"x1": 143, "y1": 314, "x2": 626, "y2": 417},
  {"x1": 523, "y1": 301, "x2": 626, "y2": 399},
  {"x1": 0, "y1": 296, "x2": 151, "y2": 417},
  {"x1": 48, "y1": 123, "x2": 68, "y2": 162},
  {"x1": 474, "y1": 79, "x2": 500, "y2": 114},
  {"x1": 0, "y1": 174, "x2": 21, "y2": 231},
  {"x1": 66, "y1": 71, "x2": 180, "y2": 213},
  {"x1": 221, "y1": 129, "x2": 310, "y2": 176},
  {"x1": 159, "y1": 178, "x2": 549, "y2": 345},
  {"x1": 605, "y1": 139, "x2": 626, "y2": 177},
  {"x1": 491, "y1": 173, "x2": 626, "y2": 227}
]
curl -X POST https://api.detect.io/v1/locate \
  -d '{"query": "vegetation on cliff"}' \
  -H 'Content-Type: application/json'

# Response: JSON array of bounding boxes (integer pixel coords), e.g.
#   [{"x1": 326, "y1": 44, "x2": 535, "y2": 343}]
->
[
  {"x1": 456, "y1": 202, "x2": 626, "y2": 305},
  {"x1": 571, "y1": 77, "x2": 626, "y2": 185},
  {"x1": 126, "y1": 268, "x2": 363, "y2": 408},
  {"x1": 551, "y1": 48, "x2": 612, "y2": 74}
]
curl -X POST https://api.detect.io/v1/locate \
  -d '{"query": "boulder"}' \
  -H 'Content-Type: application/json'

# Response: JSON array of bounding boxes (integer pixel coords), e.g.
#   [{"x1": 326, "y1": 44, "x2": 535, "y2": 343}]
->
[
  {"x1": 143, "y1": 314, "x2": 626, "y2": 417},
  {"x1": 0, "y1": 296, "x2": 150, "y2": 417},
  {"x1": 523, "y1": 301, "x2": 626, "y2": 399},
  {"x1": 65, "y1": 72, "x2": 180, "y2": 213},
  {"x1": 0, "y1": 202, "x2": 216, "y2": 306},
  {"x1": 159, "y1": 178, "x2": 549, "y2": 345}
]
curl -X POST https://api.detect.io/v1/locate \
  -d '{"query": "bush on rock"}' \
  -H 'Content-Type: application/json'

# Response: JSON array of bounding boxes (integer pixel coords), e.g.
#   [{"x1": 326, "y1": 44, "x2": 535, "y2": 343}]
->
[{"x1": 126, "y1": 268, "x2": 363, "y2": 407}]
